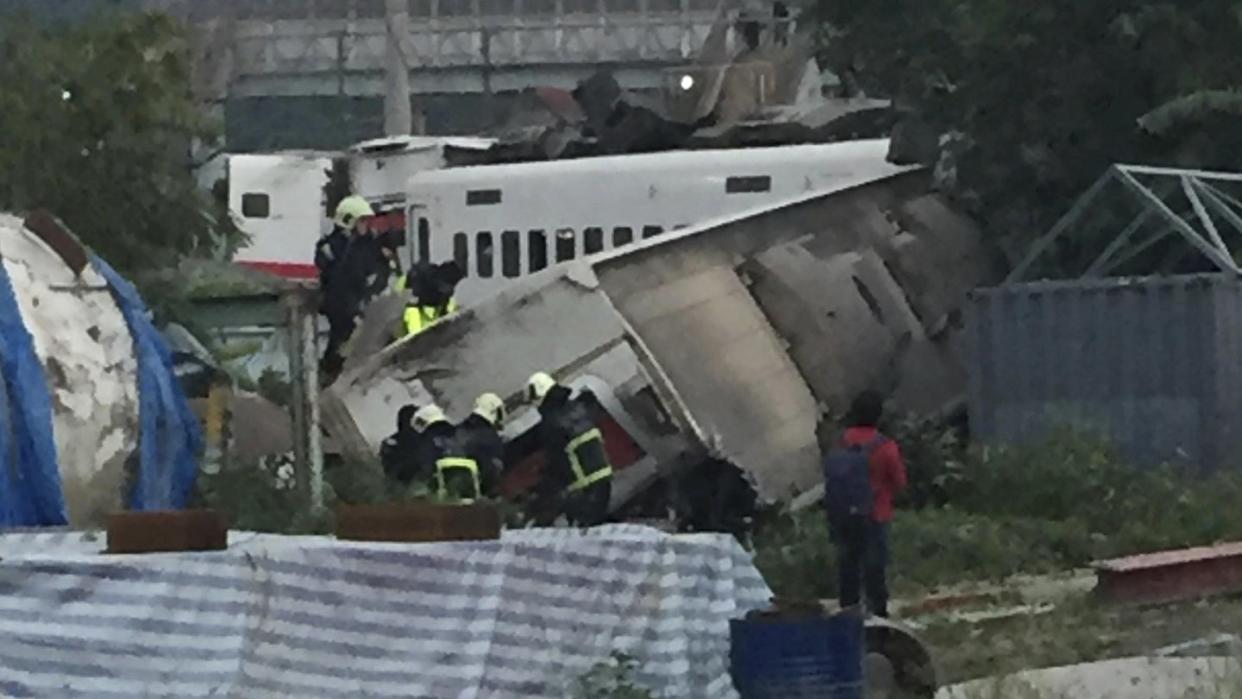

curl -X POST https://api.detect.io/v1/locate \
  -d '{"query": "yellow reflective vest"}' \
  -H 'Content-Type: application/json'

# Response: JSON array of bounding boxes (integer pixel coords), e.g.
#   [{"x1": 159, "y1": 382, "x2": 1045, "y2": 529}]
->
[{"x1": 402, "y1": 299, "x2": 459, "y2": 338}]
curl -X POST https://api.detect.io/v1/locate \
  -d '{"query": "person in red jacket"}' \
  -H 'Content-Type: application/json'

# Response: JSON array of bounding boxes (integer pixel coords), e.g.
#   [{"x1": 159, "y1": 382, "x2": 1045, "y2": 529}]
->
[{"x1": 835, "y1": 390, "x2": 907, "y2": 618}]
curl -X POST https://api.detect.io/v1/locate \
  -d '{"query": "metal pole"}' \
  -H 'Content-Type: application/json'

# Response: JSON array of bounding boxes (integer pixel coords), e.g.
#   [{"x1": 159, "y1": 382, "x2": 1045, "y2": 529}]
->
[
  {"x1": 1114, "y1": 167, "x2": 1241, "y2": 273},
  {"x1": 1006, "y1": 169, "x2": 1117, "y2": 283},
  {"x1": 384, "y1": 0, "x2": 413, "y2": 136}
]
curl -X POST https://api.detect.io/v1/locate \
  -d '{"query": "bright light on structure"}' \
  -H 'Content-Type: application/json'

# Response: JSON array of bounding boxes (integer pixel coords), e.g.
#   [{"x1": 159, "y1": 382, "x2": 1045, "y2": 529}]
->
[{"x1": 679, "y1": 74, "x2": 695, "y2": 91}]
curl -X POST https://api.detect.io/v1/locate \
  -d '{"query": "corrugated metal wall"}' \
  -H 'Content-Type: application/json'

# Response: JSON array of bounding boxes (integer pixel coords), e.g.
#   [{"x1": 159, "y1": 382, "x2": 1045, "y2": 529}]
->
[{"x1": 967, "y1": 274, "x2": 1242, "y2": 470}]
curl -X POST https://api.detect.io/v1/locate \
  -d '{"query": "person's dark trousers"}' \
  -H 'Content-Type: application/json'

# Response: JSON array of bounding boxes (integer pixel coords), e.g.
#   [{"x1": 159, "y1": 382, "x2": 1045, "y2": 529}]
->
[
  {"x1": 563, "y1": 479, "x2": 611, "y2": 527},
  {"x1": 833, "y1": 516, "x2": 890, "y2": 618}
]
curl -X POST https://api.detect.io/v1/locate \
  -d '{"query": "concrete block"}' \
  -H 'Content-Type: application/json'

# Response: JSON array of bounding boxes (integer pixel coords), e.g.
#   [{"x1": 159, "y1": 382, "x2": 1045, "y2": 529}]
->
[{"x1": 106, "y1": 510, "x2": 228, "y2": 554}]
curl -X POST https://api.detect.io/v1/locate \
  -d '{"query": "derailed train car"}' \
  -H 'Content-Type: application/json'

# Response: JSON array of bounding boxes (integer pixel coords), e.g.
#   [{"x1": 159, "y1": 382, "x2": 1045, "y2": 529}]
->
[{"x1": 320, "y1": 162, "x2": 999, "y2": 512}]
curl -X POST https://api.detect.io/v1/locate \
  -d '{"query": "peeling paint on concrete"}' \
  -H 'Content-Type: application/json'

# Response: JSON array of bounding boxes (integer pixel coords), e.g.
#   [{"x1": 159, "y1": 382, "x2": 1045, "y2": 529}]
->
[{"x1": 0, "y1": 214, "x2": 138, "y2": 526}]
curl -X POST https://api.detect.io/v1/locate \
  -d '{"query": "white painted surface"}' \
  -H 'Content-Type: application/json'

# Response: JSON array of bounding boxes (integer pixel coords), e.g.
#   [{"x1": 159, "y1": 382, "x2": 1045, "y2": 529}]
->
[
  {"x1": 228, "y1": 152, "x2": 334, "y2": 271},
  {"x1": 405, "y1": 138, "x2": 907, "y2": 305},
  {"x1": 0, "y1": 214, "x2": 139, "y2": 526}
]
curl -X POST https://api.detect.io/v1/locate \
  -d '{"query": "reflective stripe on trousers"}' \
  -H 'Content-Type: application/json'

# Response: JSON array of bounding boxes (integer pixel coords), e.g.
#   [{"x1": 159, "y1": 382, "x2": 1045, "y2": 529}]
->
[
  {"x1": 565, "y1": 428, "x2": 612, "y2": 493},
  {"x1": 435, "y1": 456, "x2": 481, "y2": 503}
]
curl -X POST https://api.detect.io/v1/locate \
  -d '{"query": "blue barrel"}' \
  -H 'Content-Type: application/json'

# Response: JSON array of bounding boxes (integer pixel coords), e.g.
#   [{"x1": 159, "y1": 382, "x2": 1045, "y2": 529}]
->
[{"x1": 729, "y1": 611, "x2": 865, "y2": 699}]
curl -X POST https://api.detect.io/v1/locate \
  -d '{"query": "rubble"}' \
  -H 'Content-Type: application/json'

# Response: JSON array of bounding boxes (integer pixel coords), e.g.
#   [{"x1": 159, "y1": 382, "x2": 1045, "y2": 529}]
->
[{"x1": 323, "y1": 157, "x2": 999, "y2": 511}]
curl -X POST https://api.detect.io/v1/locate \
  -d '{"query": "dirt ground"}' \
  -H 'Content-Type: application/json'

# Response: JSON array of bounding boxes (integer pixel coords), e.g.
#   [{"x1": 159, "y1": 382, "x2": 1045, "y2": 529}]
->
[{"x1": 917, "y1": 593, "x2": 1242, "y2": 686}]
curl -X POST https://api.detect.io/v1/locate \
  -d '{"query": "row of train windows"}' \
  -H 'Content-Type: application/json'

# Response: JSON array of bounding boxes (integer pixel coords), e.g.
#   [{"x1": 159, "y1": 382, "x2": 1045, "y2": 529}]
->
[
  {"x1": 463, "y1": 176, "x2": 773, "y2": 207},
  {"x1": 450, "y1": 225, "x2": 678, "y2": 279}
]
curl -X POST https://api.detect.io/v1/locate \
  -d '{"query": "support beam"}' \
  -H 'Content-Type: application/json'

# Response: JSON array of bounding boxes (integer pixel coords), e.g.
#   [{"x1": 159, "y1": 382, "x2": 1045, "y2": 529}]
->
[
  {"x1": 384, "y1": 0, "x2": 412, "y2": 137},
  {"x1": 1114, "y1": 167, "x2": 1240, "y2": 274},
  {"x1": 286, "y1": 290, "x2": 325, "y2": 514},
  {"x1": 1181, "y1": 176, "x2": 1230, "y2": 255},
  {"x1": 1006, "y1": 169, "x2": 1116, "y2": 282}
]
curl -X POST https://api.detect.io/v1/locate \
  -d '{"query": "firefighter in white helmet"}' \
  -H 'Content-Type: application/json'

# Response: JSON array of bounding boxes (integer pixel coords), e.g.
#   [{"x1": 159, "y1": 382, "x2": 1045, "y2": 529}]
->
[
  {"x1": 315, "y1": 195, "x2": 376, "y2": 379},
  {"x1": 453, "y1": 393, "x2": 508, "y2": 499},
  {"x1": 526, "y1": 372, "x2": 613, "y2": 526}
]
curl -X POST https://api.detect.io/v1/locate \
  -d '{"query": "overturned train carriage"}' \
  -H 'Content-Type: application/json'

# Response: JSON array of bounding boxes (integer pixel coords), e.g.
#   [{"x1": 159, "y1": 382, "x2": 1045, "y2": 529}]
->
[{"x1": 321, "y1": 165, "x2": 999, "y2": 509}]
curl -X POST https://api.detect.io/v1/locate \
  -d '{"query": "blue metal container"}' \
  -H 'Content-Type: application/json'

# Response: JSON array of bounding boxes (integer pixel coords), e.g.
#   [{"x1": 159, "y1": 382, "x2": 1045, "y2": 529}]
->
[{"x1": 729, "y1": 611, "x2": 865, "y2": 699}]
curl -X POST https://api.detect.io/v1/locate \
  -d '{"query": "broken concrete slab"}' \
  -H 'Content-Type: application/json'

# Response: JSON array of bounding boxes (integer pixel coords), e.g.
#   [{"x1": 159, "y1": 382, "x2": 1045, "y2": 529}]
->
[{"x1": 883, "y1": 195, "x2": 1002, "y2": 336}]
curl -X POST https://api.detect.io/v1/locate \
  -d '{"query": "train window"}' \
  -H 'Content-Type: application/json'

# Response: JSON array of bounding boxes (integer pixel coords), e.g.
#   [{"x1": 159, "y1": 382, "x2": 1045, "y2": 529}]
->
[
  {"x1": 466, "y1": 189, "x2": 502, "y2": 206},
  {"x1": 613, "y1": 227, "x2": 634, "y2": 247},
  {"x1": 241, "y1": 193, "x2": 270, "y2": 219},
  {"x1": 584, "y1": 227, "x2": 604, "y2": 254},
  {"x1": 476, "y1": 232, "x2": 495, "y2": 278},
  {"x1": 555, "y1": 228, "x2": 576, "y2": 262},
  {"x1": 725, "y1": 175, "x2": 772, "y2": 194},
  {"x1": 528, "y1": 230, "x2": 548, "y2": 271},
  {"x1": 642, "y1": 225, "x2": 663, "y2": 239},
  {"x1": 416, "y1": 216, "x2": 430, "y2": 264},
  {"x1": 453, "y1": 233, "x2": 469, "y2": 275},
  {"x1": 501, "y1": 230, "x2": 521, "y2": 278}
]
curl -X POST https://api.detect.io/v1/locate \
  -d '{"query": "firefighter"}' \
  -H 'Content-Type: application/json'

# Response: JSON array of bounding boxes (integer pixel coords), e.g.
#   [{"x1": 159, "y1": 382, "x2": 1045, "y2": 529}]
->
[
  {"x1": 316, "y1": 195, "x2": 375, "y2": 377},
  {"x1": 526, "y1": 372, "x2": 613, "y2": 526},
  {"x1": 401, "y1": 261, "x2": 464, "y2": 339},
  {"x1": 379, "y1": 404, "x2": 421, "y2": 485},
  {"x1": 456, "y1": 393, "x2": 508, "y2": 498},
  {"x1": 409, "y1": 404, "x2": 458, "y2": 493}
]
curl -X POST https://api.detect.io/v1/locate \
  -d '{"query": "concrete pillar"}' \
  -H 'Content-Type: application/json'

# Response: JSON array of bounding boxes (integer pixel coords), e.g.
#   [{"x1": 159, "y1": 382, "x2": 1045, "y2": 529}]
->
[
  {"x1": 286, "y1": 290, "x2": 324, "y2": 513},
  {"x1": 384, "y1": 0, "x2": 413, "y2": 136}
]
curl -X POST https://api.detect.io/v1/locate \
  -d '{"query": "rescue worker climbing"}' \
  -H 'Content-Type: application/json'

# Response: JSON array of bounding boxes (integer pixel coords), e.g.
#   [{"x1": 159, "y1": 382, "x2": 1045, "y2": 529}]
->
[
  {"x1": 401, "y1": 261, "x2": 464, "y2": 339},
  {"x1": 379, "y1": 404, "x2": 422, "y2": 484},
  {"x1": 527, "y1": 372, "x2": 613, "y2": 526},
  {"x1": 316, "y1": 195, "x2": 375, "y2": 378},
  {"x1": 455, "y1": 393, "x2": 508, "y2": 498}
]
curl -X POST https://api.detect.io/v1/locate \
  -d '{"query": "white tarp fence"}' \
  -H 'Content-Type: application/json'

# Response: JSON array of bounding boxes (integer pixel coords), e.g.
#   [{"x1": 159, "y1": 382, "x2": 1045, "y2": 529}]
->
[{"x1": 0, "y1": 525, "x2": 770, "y2": 698}]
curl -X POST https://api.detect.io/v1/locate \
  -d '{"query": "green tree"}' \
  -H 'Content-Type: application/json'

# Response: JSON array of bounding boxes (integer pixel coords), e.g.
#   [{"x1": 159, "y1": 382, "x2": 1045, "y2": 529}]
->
[
  {"x1": 811, "y1": 0, "x2": 1242, "y2": 262},
  {"x1": 0, "y1": 10, "x2": 238, "y2": 278}
]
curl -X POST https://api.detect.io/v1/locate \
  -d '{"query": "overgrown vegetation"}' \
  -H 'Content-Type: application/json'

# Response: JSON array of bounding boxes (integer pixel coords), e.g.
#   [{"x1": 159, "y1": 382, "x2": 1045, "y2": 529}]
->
[
  {"x1": 754, "y1": 425, "x2": 1242, "y2": 601},
  {"x1": 811, "y1": 0, "x2": 1242, "y2": 264},
  {"x1": 0, "y1": 11, "x2": 240, "y2": 271},
  {"x1": 569, "y1": 654, "x2": 657, "y2": 699}
]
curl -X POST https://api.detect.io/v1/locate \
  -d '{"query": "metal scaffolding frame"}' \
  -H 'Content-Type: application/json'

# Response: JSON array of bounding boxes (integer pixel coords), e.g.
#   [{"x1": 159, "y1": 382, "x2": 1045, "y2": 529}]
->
[{"x1": 1008, "y1": 164, "x2": 1242, "y2": 282}]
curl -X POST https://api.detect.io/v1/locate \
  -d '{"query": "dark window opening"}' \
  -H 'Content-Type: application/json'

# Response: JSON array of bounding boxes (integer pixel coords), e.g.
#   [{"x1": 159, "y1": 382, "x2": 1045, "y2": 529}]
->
[
  {"x1": 726, "y1": 175, "x2": 772, "y2": 194},
  {"x1": 584, "y1": 227, "x2": 604, "y2": 254},
  {"x1": 453, "y1": 233, "x2": 470, "y2": 276},
  {"x1": 501, "y1": 230, "x2": 521, "y2": 278},
  {"x1": 528, "y1": 230, "x2": 548, "y2": 272},
  {"x1": 241, "y1": 193, "x2": 270, "y2": 218},
  {"x1": 476, "y1": 232, "x2": 495, "y2": 278},
  {"x1": 642, "y1": 225, "x2": 663, "y2": 239},
  {"x1": 417, "y1": 216, "x2": 430, "y2": 264},
  {"x1": 555, "y1": 228, "x2": 576, "y2": 262},
  {"x1": 613, "y1": 227, "x2": 634, "y2": 247},
  {"x1": 466, "y1": 189, "x2": 502, "y2": 206},
  {"x1": 853, "y1": 276, "x2": 887, "y2": 324}
]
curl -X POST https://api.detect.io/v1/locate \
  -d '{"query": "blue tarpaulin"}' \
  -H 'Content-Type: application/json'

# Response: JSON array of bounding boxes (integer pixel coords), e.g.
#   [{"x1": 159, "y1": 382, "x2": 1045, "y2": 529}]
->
[
  {"x1": 0, "y1": 260, "x2": 68, "y2": 526},
  {"x1": 93, "y1": 256, "x2": 203, "y2": 510}
]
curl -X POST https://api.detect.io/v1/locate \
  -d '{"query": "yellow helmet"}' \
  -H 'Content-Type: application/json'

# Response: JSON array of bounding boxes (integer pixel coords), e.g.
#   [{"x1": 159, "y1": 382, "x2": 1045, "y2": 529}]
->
[
  {"x1": 333, "y1": 195, "x2": 375, "y2": 228},
  {"x1": 526, "y1": 372, "x2": 557, "y2": 404},
  {"x1": 412, "y1": 404, "x2": 447, "y2": 433},
  {"x1": 473, "y1": 393, "x2": 507, "y2": 426}
]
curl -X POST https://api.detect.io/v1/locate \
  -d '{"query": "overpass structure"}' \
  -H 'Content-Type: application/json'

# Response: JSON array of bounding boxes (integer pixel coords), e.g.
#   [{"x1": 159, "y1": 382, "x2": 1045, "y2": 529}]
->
[{"x1": 164, "y1": 0, "x2": 767, "y2": 99}]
